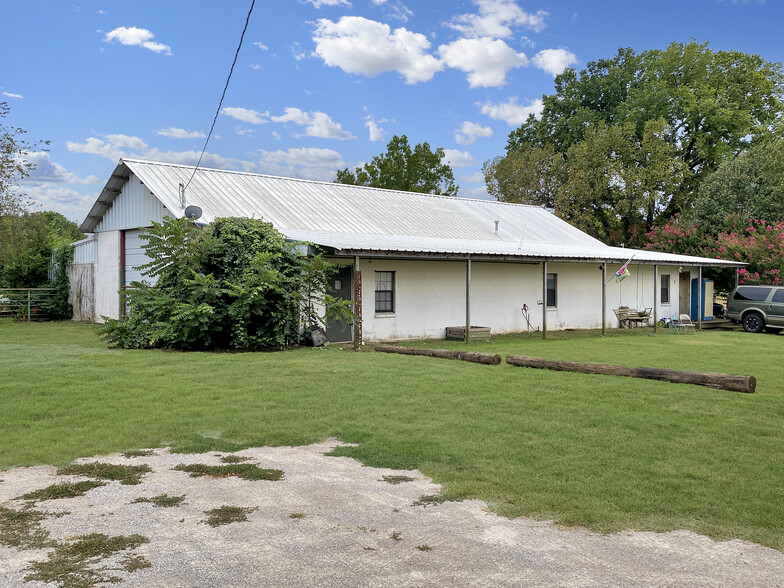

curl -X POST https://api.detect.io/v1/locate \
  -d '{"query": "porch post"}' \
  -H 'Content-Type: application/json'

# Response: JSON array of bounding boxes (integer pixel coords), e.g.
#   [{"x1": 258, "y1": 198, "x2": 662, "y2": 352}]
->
[
  {"x1": 698, "y1": 265, "x2": 703, "y2": 330},
  {"x1": 465, "y1": 257, "x2": 471, "y2": 342},
  {"x1": 353, "y1": 256, "x2": 362, "y2": 350},
  {"x1": 601, "y1": 262, "x2": 607, "y2": 336},
  {"x1": 542, "y1": 260, "x2": 547, "y2": 340},
  {"x1": 653, "y1": 264, "x2": 658, "y2": 334}
]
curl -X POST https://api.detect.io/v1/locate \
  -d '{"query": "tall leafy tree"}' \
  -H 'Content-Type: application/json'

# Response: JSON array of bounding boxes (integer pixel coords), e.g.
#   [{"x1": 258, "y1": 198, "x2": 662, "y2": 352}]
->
[
  {"x1": 0, "y1": 211, "x2": 83, "y2": 287},
  {"x1": 1, "y1": 101, "x2": 47, "y2": 216},
  {"x1": 491, "y1": 41, "x2": 784, "y2": 245},
  {"x1": 336, "y1": 135, "x2": 458, "y2": 196},
  {"x1": 689, "y1": 137, "x2": 784, "y2": 231}
]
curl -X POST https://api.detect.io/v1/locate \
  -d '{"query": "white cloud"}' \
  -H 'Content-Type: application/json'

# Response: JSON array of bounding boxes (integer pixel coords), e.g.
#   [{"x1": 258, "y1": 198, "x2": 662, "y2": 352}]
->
[
  {"x1": 454, "y1": 121, "x2": 493, "y2": 145},
  {"x1": 478, "y1": 97, "x2": 543, "y2": 126},
  {"x1": 221, "y1": 107, "x2": 269, "y2": 125},
  {"x1": 257, "y1": 147, "x2": 345, "y2": 181},
  {"x1": 365, "y1": 116, "x2": 385, "y2": 141},
  {"x1": 439, "y1": 37, "x2": 526, "y2": 88},
  {"x1": 463, "y1": 185, "x2": 491, "y2": 199},
  {"x1": 253, "y1": 41, "x2": 269, "y2": 50},
  {"x1": 67, "y1": 134, "x2": 254, "y2": 171},
  {"x1": 442, "y1": 149, "x2": 475, "y2": 168},
  {"x1": 19, "y1": 152, "x2": 99, "y2": 185},
  {"x1": 66, "y1": 136, "x2": 128, "y2": 161},
  {"x1": 373, "y1": 0, "x2": 413, "y2": 21},
  {"x1": 103, "y1": 26, "x2": 172, "y2": 55},
  {"x1": 312, "y1": 16, "x2": 443, "y2": 84},
  {"x1": 271, "y1": 131, "x2": 282, "y2": 140},
  {"x1": 2, "y1": 91, "x2": 23, "y2": 100},
  {"x1": 460, "y1": 172, "x2": 485, "y2": 183},
  {"x1": 249, "y1": 64, "x2": 262, "y2": 70},
  {"x1": 19, "y1": 185, "x2": 97, "y2": 222},
  {"x1": 532, "y1": 48, "x2": 578, "y2": 76},
  {"x1": 271, "y1": 107, "x2": 354, "y2": 140},
  {"x1": 155, "y1": 127, "x2": 206, "y2": 139},
  {"x1": 304, "y1": 0, "x2": 351, "y2": 7},
  {"x1": 448, "y1": 0, "x2": 548, "y2": 39},
  {"x1": 291, "y1": 42, "x2": 307, "y2": 61},
  {"x1": 103, "y1": 133, "x2": 148, "y2": 150},
  {"x1": 235, "y1": 127, "x2": 255, "y2": 136}
]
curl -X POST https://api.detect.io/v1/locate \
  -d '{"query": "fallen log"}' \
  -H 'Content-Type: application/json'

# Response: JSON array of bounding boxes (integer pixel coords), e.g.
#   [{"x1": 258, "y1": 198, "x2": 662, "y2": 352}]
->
[
  {"x1": 504, "y1": 355, "x2": 756, "y2": 393},
  {"x1": 375, "y1": 345, "x2": 501, "y2": 366}
]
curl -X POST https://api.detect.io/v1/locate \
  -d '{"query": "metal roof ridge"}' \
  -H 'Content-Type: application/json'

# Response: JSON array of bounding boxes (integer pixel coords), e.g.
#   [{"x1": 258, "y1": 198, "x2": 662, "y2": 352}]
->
[{"x1": 120, "y1": 158, "x2": 544, "y2": 209}]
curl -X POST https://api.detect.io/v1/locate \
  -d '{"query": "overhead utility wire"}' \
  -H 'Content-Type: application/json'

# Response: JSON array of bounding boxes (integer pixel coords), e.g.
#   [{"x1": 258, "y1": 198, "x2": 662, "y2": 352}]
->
[{"x1": 183, "y1": 0, "x2": 256, "y2": 192}]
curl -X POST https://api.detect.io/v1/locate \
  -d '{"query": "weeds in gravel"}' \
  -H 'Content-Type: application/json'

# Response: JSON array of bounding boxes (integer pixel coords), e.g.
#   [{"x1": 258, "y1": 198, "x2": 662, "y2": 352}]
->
[
  {"x1": 416, "y1": 544, "x2": 434, "y2": 551},
  {"x1": 218, "y1": 454, "x2": 251, "y2": 463},
  {"x1": 289, "y1": 512, "x2": 306, "y2": 519},
  {"x1": 131, "y1": 493, "x2": 186, "y2": 508},
  {"x1": 173, "y1": 463, "x2": 283, "y2": 481},
  {"x1": 24, "y1": 532, "x2": 150, "y2": 587},
  {"x1": 57, "y1": 462, "x2": 152, "y2": 485},
  {"x1": 390, "y1": 531, "x2": 402, "y2": 541},
  {"x1": 122, "y1": 449, "x2": 155, "y2": 459},
  {"x1": 0, "y1": 505, "x2": 55, "y2": 549},
  {"x1": 381, "y1": 475, "x2": 415, "y2": 485},
  {"x1": 203, "y1": 506, "x2": 258, "y2": 527},
  {"x1": 19, "y1": 481, "x2": 106, "y2": 502},
  {"x1": 413, "y1": 494, "x2": 446, "y2": 507}
]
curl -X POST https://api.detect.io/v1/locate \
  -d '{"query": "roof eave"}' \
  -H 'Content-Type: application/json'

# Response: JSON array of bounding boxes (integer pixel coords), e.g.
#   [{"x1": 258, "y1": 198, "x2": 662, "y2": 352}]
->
[{"x1": 79, "y1": 161, "x2": 132, "y2": 233}]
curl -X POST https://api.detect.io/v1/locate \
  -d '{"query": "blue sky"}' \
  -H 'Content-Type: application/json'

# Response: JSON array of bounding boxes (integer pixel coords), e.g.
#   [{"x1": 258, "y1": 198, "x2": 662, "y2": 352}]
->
[{"x1": 3, "y1": 0, "x2": 782, "y2": 223}]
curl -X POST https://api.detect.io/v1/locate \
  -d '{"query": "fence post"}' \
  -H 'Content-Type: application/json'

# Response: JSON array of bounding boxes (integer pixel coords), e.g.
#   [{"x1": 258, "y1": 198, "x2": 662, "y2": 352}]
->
[{"x1": 27, "y1": 289, "x2": 31, "y2": 321}]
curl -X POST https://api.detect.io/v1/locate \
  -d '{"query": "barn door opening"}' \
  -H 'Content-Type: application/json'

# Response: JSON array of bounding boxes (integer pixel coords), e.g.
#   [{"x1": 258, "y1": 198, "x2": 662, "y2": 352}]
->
[{"x1": 325, "y1": 265, "x2": 353, "y2": 343}]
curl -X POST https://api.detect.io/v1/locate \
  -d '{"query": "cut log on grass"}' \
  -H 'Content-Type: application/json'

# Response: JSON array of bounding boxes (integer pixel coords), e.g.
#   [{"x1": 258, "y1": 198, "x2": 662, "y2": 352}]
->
[
  {"x1": 375, "y1": 345, "x2": 501, "y2": 366},
  {"x1": 504, "y1": 355, "x2": 756, "y2": 393}
]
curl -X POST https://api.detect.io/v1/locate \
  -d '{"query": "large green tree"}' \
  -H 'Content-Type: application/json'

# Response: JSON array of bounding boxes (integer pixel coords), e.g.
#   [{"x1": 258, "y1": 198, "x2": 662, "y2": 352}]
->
[
  {"x1": 689, "y1": 137, "x2": 784, "y2": 231},
  {"x1": 336, "y1": 135, "x2": 458, "y2": 196},
  {"x1": 0, "y1": 211, "x2": 83, "y2": 287},
  {"x1": 493, "y1": 41, "x2": 784, "y2": 243}
]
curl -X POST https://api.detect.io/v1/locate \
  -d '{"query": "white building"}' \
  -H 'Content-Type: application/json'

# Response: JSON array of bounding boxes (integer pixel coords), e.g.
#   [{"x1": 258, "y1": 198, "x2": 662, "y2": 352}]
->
[{"x1": 73, "y1": 159, "x2": 741, "y2": 342}]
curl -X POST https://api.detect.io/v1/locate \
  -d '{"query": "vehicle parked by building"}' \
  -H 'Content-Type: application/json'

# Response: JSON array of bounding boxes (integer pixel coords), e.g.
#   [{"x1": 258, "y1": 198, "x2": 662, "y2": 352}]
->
[{"x1": 727, "y1": 285, "x2": 784, "y2": 333}]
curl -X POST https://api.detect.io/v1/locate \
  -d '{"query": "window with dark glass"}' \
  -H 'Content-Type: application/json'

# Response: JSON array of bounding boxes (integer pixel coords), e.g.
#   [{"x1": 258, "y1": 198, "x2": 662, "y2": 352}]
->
[
  {"x1": 546, "y1": 273, "x2": 557, "y2": 307},
  {"x1": 660, "y1": 274, "x2": 670, "y2": 304},
  {"x1": 733, "y1": 286, "x2": 772, "y2": 302},
  {"x1": 375, "y1": 271, "x2": 395, "y2": 313}
]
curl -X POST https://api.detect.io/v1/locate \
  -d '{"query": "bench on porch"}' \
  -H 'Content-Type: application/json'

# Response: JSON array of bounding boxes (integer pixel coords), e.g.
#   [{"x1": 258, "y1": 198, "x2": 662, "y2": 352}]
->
[{"x1": 613, "y1": 307, "x2": 651, "y2": 328}]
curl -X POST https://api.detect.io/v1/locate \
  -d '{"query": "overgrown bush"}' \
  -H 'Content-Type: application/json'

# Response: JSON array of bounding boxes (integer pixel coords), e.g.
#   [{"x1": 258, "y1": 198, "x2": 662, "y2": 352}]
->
[
  {"x1": 101, "y1": 217, "x2": 354, "y2": 350},
  {"x1": 42, "y1": 244, "x2": 73, "y2": 319}
]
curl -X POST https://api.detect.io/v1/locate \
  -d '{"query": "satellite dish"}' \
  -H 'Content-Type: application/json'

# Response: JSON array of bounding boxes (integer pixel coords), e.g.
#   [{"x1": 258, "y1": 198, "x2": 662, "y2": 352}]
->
[{"x1": 184, "y1": 205, "x2": 203, "y2": 220}]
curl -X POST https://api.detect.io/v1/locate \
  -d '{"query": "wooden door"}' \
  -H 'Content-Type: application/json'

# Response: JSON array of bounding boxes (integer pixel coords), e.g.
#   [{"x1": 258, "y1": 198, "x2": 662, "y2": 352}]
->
[{"x1": 679, "y1": 272, "x2": 691, "y2": 316}]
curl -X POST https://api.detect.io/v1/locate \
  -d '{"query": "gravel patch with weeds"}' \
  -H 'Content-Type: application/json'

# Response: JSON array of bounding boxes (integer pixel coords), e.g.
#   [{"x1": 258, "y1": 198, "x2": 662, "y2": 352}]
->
[{"x1": 1, "y1": 439, "x2": 783, "y2": 587}]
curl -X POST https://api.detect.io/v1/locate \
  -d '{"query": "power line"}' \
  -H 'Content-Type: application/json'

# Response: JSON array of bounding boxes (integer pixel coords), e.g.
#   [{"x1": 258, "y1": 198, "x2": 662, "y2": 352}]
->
[{"x1": 183, "y1": 0, "x2": 256, "y2": 192}]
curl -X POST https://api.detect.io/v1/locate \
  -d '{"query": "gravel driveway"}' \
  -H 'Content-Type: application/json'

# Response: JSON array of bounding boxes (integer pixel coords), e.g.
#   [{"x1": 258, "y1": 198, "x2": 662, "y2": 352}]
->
[{"x1": 1, "y1": 439, "x2": 782, "y2": 587}]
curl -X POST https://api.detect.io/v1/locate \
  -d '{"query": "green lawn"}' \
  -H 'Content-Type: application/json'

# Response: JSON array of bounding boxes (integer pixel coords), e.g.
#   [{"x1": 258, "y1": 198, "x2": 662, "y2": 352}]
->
[{"x1": 1, "y1": 320, "x2": 783, "y2": 550}]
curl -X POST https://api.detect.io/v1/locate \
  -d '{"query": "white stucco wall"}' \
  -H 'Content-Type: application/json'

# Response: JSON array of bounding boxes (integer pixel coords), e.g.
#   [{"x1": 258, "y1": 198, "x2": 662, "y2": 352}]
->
[
  {"x1": 357, "y1": 259, "x2": 686, "y2": 341},
  {"x1": 94, "y1": 230, "x2": 121, "y2": 322}
]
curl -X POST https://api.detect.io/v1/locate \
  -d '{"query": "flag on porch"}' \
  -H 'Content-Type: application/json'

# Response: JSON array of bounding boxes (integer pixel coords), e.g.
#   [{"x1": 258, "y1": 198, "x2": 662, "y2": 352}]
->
[{"x1": 614, "y1": 256, "x2": 633, "y2": 282}]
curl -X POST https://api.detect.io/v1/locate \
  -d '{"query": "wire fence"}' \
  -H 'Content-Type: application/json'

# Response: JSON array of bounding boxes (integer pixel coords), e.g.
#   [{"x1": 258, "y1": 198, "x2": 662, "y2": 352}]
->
[{"x1": 0, "y1": 288, "x2": 59, "y2": 321}]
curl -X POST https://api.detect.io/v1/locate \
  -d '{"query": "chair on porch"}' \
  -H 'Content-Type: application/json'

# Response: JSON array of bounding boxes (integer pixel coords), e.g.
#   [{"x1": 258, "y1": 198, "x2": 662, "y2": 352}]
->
[
  {"x1": 679, "y1": 313, "x2": 698, "y2": 334},
  {"x1": 670, "y1": 314, "x2": 685, "y2": 334}
]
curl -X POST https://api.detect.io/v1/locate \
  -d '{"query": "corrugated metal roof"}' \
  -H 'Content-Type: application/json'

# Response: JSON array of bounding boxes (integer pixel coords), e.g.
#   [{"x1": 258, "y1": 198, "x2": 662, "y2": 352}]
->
[{"x1": 81, "y1": 158, "x2": 742, "y2": 267}]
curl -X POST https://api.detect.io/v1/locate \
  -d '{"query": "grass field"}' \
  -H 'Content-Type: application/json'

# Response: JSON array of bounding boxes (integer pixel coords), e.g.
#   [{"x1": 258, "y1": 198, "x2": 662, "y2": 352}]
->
[{"x1": 1, "y1": 320, "x2": 782, "y2": 550}]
